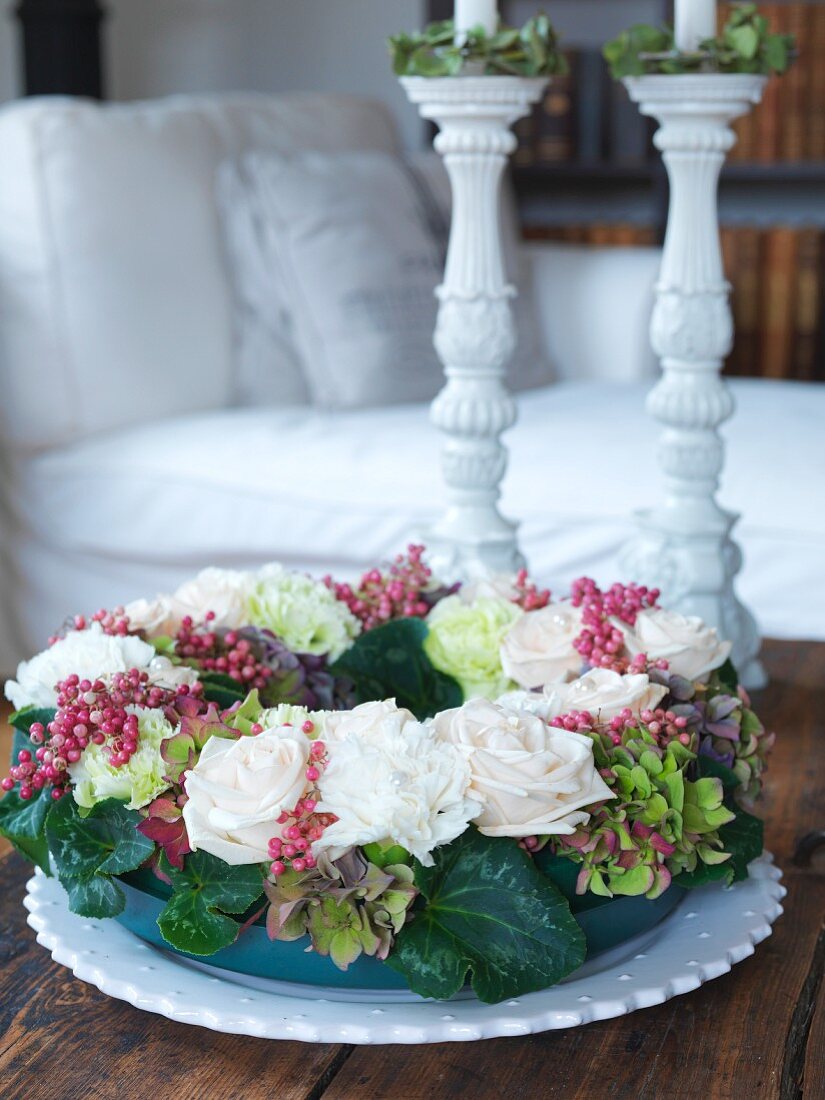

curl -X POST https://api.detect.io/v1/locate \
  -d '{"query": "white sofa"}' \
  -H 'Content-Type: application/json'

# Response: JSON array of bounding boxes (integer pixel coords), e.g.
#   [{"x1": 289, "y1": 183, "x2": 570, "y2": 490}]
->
[{"x1": 0, "y1": 92, "x2": 822, "y2": 672}]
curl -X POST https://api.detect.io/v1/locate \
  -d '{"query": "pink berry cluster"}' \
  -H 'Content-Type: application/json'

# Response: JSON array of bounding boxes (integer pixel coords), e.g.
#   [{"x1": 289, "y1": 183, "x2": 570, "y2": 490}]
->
[
  {"x1": 512, "y1": 568, "x2": 551, "y2": 612},
  {"x1": 549, "y1": 704, "x2": 692, "y2": 749},
  {"x1": 569, "y1": 577, "x2": 662, "y2": 672},
  {"x1": 326, "y1": 544, "x2": 433, "y2": 631},
  {"x1": 1, "y1": 670, "x2": 193, "y2": 801},
  {"x1": 266, "y1": 720, "x2": 334, "y2": 877},
  {"x1": 638, "y1": 707, "x2": 692, "y2": 746},
  {"x1": 48, "y1": 606, "x2": 132, "y2": 646},
  {"x1": 174, "y1": 617, "x2": 273, "y2": 691}
]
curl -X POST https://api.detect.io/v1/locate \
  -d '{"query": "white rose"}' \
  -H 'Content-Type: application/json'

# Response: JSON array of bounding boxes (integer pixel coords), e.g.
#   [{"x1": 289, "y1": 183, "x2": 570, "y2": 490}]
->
[
  {"x1": 499, "y1": 604, "x2": 583, "y2": 689},
  {"x1": 5, "y1": 623, "x2": 157, "y2": 711},
  {"x1": 459, "y1": 573, "x2": 519, "y2": 604},
  {"x1": 621, "y1": 608, "x2": 732, "y2": 681},
  {"x1": 433, "y1": 698, "x2": 613, "y2": 838},
  {"x1": 182, "y1": 726, "x2": 311, "y2": 865},
  {"x1": 313, "y1": 713, "x2": 479, "y2": 867},
  {"x1": 323, "y1": 699, "x2": 415, "y2": 744},
  {"x1": 174, "y1": 567, "x2": 255, "y2": 630},
  {"x1": 542, "y1": 668, "x2": 667, "y2": 723},
  {"x1": 123, "y1": 595, "x2": 188, "y2": 639}
]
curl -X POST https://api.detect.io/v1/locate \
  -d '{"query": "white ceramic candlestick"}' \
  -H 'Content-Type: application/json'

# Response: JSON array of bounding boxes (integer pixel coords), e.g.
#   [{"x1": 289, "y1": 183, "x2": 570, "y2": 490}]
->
[
  {"x1": 401, "y1": 75, "x2": 546, "y2": 580},
  {"x1": 620, "y1": 73, "x2": 767, "y2": 688},
  {"x1": 674, "y1": 0, "x2": 717, "y2": 52}
]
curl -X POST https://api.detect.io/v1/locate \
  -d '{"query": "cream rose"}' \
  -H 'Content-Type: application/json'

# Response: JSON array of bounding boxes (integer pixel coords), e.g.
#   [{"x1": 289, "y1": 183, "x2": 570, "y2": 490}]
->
[
  {"x1": 173, "y1": 567, "x2": 254, "y2": 630},
  {"x1": 621, "y1": 608, "x2": 732, "y2": 681},
  {"x1": 313, "y1": 713, "x2": 479, "y2": 866},
  {"x1": 433, "y1": 698, "x2": 613, "y2": 838},
  {"x1": 499, "y1": 604, "x2": 583, "y2": 689},
  {"x1": 542, "y1": 668, "x2": 667, "y2": 723},
  {"x1": 123, "y1": 595, "x2": 188, "y2": 639},
  {"x1": 459, "y1": 573, "x2": 519, "y2": 604},
  {"x1": 182, "y1": 726, "x2": 311, "y2": 865}
]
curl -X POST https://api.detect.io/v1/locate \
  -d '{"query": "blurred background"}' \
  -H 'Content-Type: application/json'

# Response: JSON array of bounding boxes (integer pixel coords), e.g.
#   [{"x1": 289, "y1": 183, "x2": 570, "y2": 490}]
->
[{"x1": 2, "y1": 0, "x2": 824, "y2": 382}]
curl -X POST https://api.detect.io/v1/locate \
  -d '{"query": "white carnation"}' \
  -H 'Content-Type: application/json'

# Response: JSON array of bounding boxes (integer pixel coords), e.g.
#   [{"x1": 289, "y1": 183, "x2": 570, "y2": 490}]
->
[
  {"x1": 313, "y1": 712, "x2": 480, "y2": 867},
  {"x1": 5, "y1": 624, "x2": 157, "y2": 712}
]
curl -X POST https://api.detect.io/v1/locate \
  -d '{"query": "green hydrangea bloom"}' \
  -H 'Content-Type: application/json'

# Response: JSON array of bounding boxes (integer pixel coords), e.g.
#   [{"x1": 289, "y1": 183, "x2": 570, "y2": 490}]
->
[
  {"x1": 70, "y1": 707, "x2": 174, "y2": 811},
  {"x1": 423, "y1": 595, "x2": 521, "y2": 699},
  {"x1": 246, "y1": 566, "x2": 360, "y2": 660}
]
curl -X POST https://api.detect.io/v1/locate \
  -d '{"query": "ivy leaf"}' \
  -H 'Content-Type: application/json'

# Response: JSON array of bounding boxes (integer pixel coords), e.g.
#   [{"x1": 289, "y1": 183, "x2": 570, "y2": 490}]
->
[
  {"x1": 9, "y1": 706, "x2": 56, "y2": 739},
  {"x1": 156, "y1": 850, "x2": 266, "y2": 956},
  {"x1": 330, "y1": 619, "x2": 462, "y2": 720},
  {"x1": 386, "y1": 828, "x2": 585, "y2": 1003},
  {"x1": 45, "y1": 796, "x2": 155, "y2": 917},
  {"x1": 0, "y1": 722, "x2": 57, "y2": 874},
  {"x1": 0, "y1": 783, "x2": 52, "y2": 843}
]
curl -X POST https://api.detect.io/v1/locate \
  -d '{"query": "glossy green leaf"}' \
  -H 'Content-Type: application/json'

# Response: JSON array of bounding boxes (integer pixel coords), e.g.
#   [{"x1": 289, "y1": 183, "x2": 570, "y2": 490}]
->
[
  {"x1": 196, "y1": 672, "x2": 246, "y2": 710},
  {"x1": 330, "y1": 618, "x2": 462, "y2": 720},
  {"x1": 45, "y1": 795, "x2": 155, "y2": 917},
  {"x1": 386, "y1": 828, "x2": 585, "y2": 1003},
  {"x1": 156, "y1": 850, "x2": 266, "y2": 956}
]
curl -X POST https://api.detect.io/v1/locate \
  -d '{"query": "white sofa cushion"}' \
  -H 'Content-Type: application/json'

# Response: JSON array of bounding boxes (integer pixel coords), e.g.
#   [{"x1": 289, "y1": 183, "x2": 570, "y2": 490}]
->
[
  {"x1": 527, "y1": 243, "x2": 660, "y2": 384},
  {"x1": 10, "y1": 379, "x2": 824, "y2": 655},
  {"x1": 0, "y1": 93, "x2": 399, "y2": 450},
  {"x1": 217, "y1": 149, "x2": 552, "y2": 409}
]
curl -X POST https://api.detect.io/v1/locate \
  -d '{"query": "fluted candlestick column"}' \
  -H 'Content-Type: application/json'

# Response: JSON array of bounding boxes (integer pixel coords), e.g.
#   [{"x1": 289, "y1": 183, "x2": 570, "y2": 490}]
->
[
  {"x1": 402, "y1": 75, "x2": 546, "y2": 580},
  {"x1": 621, "y1": 73, "x2": 767, "y2": 687}
]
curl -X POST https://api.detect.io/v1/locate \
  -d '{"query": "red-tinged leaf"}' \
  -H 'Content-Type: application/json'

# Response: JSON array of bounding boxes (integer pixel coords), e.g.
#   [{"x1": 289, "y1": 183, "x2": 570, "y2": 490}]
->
[{"x1": 137, "y1": 811, "x2": 191, "y2": 871}]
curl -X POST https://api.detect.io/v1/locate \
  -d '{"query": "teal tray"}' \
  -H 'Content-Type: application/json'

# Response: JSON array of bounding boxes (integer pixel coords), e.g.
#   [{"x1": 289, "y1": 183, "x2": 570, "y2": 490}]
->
[{"x1": 115, "y1": 861, "x2": 685, "y2": 993}]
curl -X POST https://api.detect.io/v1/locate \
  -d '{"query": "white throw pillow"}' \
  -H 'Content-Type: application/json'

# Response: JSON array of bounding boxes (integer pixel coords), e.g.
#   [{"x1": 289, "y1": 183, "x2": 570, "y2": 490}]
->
[{"x1": 217, "y1": 150, "x2": 552, "y2": 409}]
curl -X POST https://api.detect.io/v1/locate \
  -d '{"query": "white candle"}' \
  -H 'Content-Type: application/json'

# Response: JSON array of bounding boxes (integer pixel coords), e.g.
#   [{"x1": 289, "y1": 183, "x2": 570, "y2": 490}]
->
[
  {"x1": 674, "y1": 0, "x2": 717, "y2": 52},
  {"x1": 455, "y1": 0, "x2": 498, "y2": 38}
]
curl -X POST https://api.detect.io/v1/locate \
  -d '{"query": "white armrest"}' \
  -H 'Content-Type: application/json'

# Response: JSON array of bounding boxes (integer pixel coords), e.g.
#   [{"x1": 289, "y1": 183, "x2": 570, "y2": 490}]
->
[{"x1": 524, "y1": 241, "x2": 662, "y2": 384}]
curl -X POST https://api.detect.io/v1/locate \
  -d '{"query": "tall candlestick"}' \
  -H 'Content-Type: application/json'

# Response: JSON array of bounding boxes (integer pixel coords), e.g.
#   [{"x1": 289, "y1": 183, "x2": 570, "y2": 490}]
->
[
  {"x1": 674, "y1": 0, "x2": 717, "y2": 52},
  {"x1": 621, "y1": 71, "x2": 767, "y2": 688},
  {"x1": 455, "y1": 0, "x2": 497, "y2": 38},
  {"x1": 401, "y1": 73, "x2": 546, "y2": 580}
]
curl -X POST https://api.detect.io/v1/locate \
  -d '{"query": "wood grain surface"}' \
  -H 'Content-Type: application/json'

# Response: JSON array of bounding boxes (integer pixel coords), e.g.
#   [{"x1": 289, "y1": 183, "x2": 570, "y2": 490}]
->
[{"x1": 0, "y1": 640, "x2": 822, "y2": 1100}]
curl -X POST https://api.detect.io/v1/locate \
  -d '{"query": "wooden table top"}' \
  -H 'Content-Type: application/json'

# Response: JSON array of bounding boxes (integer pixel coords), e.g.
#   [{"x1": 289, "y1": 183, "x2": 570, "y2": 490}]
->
[{"x1": 0, "y1": 639, "x2": 822, "y2": 1100}]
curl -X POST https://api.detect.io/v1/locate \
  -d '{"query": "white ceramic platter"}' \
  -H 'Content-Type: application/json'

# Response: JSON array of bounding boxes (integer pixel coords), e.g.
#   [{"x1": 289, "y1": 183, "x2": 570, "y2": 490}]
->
[{"x1": 24, "y1": 854, "x2": 784, "y2": 1045}]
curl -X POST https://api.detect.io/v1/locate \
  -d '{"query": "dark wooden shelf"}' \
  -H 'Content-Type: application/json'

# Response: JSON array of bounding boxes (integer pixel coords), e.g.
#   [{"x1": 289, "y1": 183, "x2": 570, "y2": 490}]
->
[{"x1": 513, "y1": 160, "x2": 825, "y2": 188}]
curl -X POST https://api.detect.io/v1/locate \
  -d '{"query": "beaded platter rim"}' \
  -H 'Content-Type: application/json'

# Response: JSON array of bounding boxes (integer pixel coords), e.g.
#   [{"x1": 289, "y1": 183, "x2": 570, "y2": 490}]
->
[{"x1": 24, "y1": 853, "x2": 784, "y2": 1045}]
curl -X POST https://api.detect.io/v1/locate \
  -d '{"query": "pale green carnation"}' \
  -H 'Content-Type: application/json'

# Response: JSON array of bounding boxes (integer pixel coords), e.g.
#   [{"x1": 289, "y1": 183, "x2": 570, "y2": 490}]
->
[
  {"x1": 69, "y1": 707, "x2": 174, "y2": 811},
  {"x1": 258, "y1": 703, "x2": 329, "y2": 737},
  {"x1": 424, "y1": 595, "x2": 521, "y2": 700},
  {"x1": 246, "y1": 565, "x2": 360, "y2": 660}
]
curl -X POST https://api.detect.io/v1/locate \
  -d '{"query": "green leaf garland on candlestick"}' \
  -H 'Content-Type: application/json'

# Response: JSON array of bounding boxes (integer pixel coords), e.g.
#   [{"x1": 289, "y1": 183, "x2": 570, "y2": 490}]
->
[
  {"x1": 603, "y1": 3, "x2": 795, "y2": 80},
  {"x1": 389, "y1": 13, "x2": 566, "y2": 79}
]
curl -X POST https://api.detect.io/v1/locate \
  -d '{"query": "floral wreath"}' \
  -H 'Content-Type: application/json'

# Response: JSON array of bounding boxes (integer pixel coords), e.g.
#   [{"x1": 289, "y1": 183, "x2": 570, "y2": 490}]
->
[{"x1": 0, "y1": 546, "x2": 772, "y2": 1003}]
